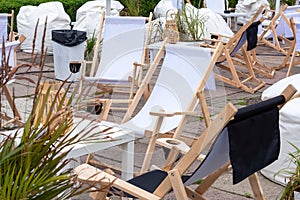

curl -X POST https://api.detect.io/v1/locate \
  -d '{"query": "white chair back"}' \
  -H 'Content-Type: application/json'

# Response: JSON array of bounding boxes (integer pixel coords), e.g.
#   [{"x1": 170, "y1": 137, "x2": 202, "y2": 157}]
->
[
  {"x1": 121, "y1": 45, "x2": 214, "y2": 135},
  {"x1": 93, "y1": 16, "x2": 146, "y2": 82}
]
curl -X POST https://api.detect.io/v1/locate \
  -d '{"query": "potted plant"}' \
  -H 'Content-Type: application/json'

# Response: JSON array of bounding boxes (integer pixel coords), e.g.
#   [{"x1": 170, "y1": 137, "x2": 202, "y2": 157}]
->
[{"x1": 0, "y1": 20, "x2": 97, "y2": 199}]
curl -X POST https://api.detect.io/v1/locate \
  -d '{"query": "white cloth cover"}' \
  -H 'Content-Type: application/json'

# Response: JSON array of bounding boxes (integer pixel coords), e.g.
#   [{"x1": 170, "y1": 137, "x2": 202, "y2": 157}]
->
[
  {"x1": 0, "y1": 14, "x2": 8, "y2": 44},
  {"x1": 261, "y1": 74, "x2": 300, "y2": 185},
  {"x1": 235, "y1": 0, "x2": 269, "y2": 24},
  {"x1": 153, "y1": 0, "x2": 183, "y2": 18},
  {"x1": 151, "y1": 4, "x2": 233, "y2": 42},
  {"x1": 73, "y1": 0, "x2": 124, "y2": 39},
  {"x1": 17, "y1": 2, "x2": 71, "y2": 54},
  {"x1": 185, "y1": 4, "x2": 234, "y2": 39}
]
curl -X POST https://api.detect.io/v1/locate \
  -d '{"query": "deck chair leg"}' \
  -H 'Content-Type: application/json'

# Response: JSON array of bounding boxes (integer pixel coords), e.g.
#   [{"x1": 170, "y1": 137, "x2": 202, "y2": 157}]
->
[
  {"x1": 197, "y1": 90, "x2": 210, "y2": 127},
  {"x1": 140, "y1": 115, "x2": 164, "y2": 174},
  {"x1": 168, "y1": 169, "x2": 189, "y2": 200},
  {"x1": 89, "y1": 189, "x2": 108, "y2": 200},
  {"x1": 248, "y1": 173, "x2": 265, "y2": 200},
  {"x1": 162, "y1": 146, "x2": 180, "y2": 171},
  {"x1": 286, "y1": 49, "x2": 297, "y2": 77},
  {"x1": 195, "y1": 161, "x2": 230, "y2": 195},
  {"x1": 185, "y1": 186, "x2": 207, "y2": 200}
]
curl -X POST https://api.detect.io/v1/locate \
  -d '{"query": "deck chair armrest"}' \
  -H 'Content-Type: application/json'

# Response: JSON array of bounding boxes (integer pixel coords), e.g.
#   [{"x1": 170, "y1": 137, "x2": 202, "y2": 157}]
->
[
  {"x1": 149, "y1": 110, "x2": 197, "y2": 117},
  {"x1": 210, "y1": 32, "x2": 232, "y2": 39},
  {"x1": 133, "y1": 62, "x2": 150, "y2": 68}
]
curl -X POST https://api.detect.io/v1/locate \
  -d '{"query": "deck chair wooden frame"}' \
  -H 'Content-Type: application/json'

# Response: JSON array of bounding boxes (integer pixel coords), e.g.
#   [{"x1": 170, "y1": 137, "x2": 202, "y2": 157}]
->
[
  {"x1": 78, "y1": 12, "x2": 153, "y2": 112},
  {"x1": 258, "y1": 5, "x2": 299, "y2": 74},
  {"x1": 75, "y1": 102, "x2": 238, "y2": 200},
  {"x1": 258, "y1": 4, "x2": 290, "y2": 54},
  {"x1": 85, "y1": 42, "x2": 223, "y2": 175},
  {"x1": 202, "y1": 6, "x2": 268, "y2": 93},
  {"x1": 74, "y1": 84, "x2": 297, "y2": 200},
  {"x1": 75, "y1": 83, "x2": 296, "y2": 200},
  {"x1": 185, "y1": 84, "x2": 296, "y2": 200}
]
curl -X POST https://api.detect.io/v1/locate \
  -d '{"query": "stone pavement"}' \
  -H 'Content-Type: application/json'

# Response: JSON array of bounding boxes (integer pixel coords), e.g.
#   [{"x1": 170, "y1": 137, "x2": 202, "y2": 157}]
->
[{"x1": 3, "y1": 44, "x2": 300, "y2": 199}]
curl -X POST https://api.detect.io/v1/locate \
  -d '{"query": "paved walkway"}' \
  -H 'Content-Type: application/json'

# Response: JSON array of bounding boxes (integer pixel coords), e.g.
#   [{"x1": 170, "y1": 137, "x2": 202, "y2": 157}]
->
[{"x1": 2, "y1": 44, "x2": 300, "y2": 199}]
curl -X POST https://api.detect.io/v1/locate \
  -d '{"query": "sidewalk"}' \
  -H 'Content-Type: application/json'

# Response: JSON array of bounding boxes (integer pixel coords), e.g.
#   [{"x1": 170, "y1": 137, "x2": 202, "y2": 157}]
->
[{"x1": 5, "y1": 44, "x2": 300, "y2": 199}]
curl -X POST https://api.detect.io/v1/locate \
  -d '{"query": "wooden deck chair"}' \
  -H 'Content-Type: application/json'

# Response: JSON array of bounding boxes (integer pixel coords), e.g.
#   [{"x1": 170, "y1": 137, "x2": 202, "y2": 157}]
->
[
  {"x1": 281, "y1": 17, "x2": 300, "y2": 77},
  {"x1": 78, "y1": 12, "x2": 153, "y2": 111},
  {"x1": 85, "y1": 42, "x2": 223, "y2": 173},
  {"x1": 258, "y1": 5, "x2": 300, "y2": 74},
  {"x1": 74, "y1": 84, "x2": 296, "y2": 200},
  {"x1": 74, "y1": 102, "x2": 238, "y2": 200},
  {"x1": 202, "y1": 6, "x2": 268, "y2": 93}
]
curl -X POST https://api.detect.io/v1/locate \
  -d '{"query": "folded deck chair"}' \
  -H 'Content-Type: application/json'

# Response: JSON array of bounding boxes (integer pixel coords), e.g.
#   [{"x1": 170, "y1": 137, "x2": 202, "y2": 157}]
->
[
  {"x1": 258, "y1": 5, "x2": 299, "y2": 74},
  {"x1": 84, "y1": 42, "x2": 223, "y2": 174},
  {"x1": 74, "y1": 84, "x2": 296, "y2": 199},
  {"x1": 202, "y1": 6, "x2": 269, "y2": 93},
  {"x1": 78, "y1": 12, "x2": 152, "y2": 111},
  {"x1": 204, "y1": 0, "x2": 247, "y2": 31}
]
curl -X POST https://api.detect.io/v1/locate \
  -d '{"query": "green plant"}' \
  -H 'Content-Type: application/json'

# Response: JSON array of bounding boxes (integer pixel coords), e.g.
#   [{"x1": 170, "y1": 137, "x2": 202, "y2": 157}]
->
[
  {"x1": 177, "y1": 4, "x2": 208, "y2": 41},
  {"x1": 280, "y1": 143, "x2": 300, "y2": 199},
  {"x1": 0, "y1": 19, "x2": 95, "y2": 199},
  {"x1": 84, "y1": 31, "x2": 97, "y2": 59}
]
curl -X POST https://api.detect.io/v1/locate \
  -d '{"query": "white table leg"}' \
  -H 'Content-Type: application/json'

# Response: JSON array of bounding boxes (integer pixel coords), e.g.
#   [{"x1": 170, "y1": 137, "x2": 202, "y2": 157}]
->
[{"x1": 121, "y1": 140, "x2": 135, "y2": 180}]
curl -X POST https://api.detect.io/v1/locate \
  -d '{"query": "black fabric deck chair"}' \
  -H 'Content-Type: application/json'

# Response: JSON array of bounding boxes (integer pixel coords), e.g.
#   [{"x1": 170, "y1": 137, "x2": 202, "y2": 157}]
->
[{"x1": 74, "y1": 84, "x2": 296, "y2": 200}]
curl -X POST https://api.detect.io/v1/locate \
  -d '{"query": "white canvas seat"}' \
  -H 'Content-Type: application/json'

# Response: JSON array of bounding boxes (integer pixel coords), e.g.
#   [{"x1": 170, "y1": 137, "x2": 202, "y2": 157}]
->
[
  {"x1": 122, "y1": 43, "x2": 222, "y2": 173},
  {"x1": 78, "y1": 14, "x2": 152, "y2": 112},
  {"x1": 83, "y1": 42, "x2": 222, "y2": 174}
]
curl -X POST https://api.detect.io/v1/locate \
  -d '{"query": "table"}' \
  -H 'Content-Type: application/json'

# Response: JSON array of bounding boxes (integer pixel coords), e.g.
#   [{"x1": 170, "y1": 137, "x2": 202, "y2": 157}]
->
[
  {"x1": 66, "y1": 117, "x2": 135, "y2": 180},
  {"x1": 0, "y1": 118, "x2": 135, "y2": 181}
]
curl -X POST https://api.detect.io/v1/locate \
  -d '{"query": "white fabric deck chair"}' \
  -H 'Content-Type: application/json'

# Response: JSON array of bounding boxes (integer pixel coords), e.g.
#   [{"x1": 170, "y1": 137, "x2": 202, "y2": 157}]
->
[
  {"x1": 74, "y1": 84, "x2": 296, "y2": 199},
  {"x1": 79, "y1": 13, "x2": 152, "y2": 111},
  {"x1": 85, "y1": 42, "x2": 223, "y2": 173},
  {"x1": 204, "y1": 0, "x2": 246, "y2": 31}
]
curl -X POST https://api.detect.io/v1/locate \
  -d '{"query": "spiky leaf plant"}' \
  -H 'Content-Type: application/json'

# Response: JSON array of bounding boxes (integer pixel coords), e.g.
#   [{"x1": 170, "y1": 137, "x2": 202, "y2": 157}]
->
[
  {"x1": 0, "y1": 18, "x2": 94, "y2": 199},
  {"x1": 280, "y1": 143, "x2": 300, "y2": 200}
]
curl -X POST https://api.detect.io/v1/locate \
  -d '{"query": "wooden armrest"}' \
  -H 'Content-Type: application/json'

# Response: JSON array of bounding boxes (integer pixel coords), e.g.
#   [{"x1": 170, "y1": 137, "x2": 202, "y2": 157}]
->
[
  {"x1": 149, "y1": 110, "x2": 197, "y2": 117},
  {"x1": 133, "y1": 62, "x2": 150, "y2": 68}
]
